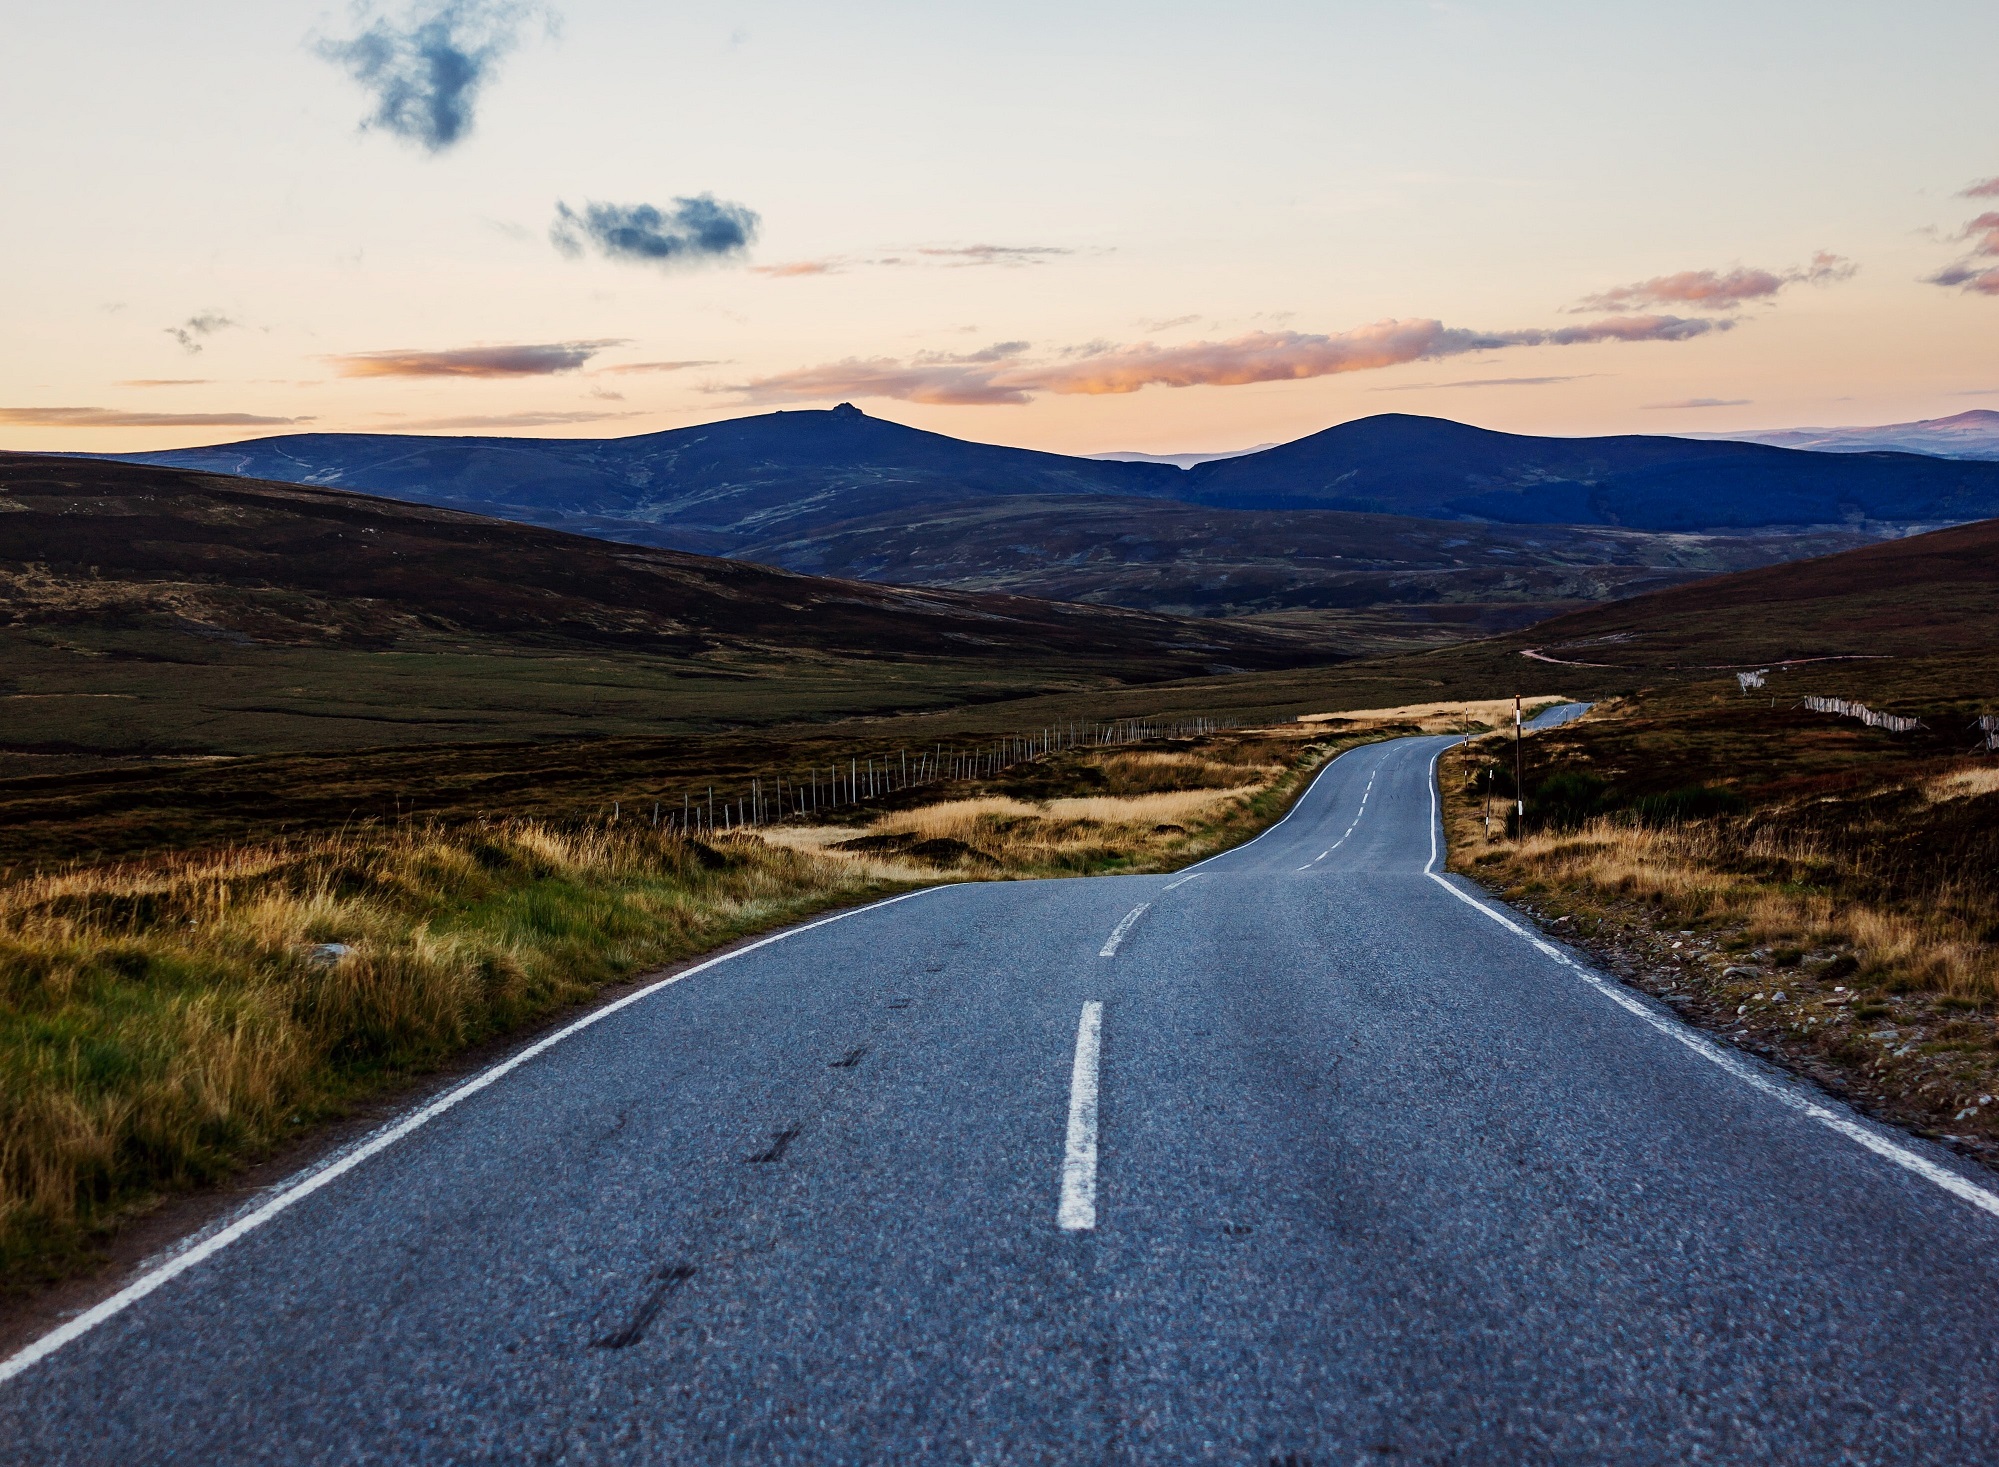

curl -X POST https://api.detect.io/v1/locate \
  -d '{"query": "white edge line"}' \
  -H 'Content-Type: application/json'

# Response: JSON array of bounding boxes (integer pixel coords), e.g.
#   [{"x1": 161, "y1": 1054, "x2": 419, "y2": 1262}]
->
[
  {"x1": 0, "y1": 883, "x2": 959, "y2": 1388},
  {"x1": 1057, "y1": 1001, "x2": 1104, "y2": 1231},
  {"x1": 1098, "y1": 903, "x2": 1151, "y2": 957},
  {"x1": 1420, "y1": 744, "x2": 1999, "y2": 1223}
]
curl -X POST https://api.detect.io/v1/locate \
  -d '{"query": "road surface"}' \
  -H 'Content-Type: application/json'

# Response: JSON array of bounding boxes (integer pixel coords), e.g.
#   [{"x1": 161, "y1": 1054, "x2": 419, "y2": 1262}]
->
[{"x1": 7, "y1": 714, "x2": 1998, "y2": 1463}]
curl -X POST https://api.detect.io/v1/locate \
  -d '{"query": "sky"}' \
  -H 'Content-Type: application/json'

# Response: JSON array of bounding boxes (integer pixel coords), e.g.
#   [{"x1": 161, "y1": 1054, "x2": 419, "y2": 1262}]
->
[{"x1": 4, "y1": 0, "x2": 1997, "y2": 456}]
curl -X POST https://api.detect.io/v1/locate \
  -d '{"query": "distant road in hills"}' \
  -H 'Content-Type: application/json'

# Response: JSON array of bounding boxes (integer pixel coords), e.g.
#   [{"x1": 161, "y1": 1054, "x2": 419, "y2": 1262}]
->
[{"x1": 10, "y1": 715, "x2": 1999, "y2": 1462}]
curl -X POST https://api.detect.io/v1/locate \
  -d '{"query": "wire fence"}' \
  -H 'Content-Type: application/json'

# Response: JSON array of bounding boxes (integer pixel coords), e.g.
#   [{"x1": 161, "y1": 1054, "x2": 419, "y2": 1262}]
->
[{"x1": 615, "y1": 715, "x2": 1239, "y2": 836}]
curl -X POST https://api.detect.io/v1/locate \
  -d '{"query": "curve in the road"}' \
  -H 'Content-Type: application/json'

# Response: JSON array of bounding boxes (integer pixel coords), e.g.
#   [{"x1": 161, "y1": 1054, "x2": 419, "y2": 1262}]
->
[{"x1": 8, "y1": 705, "x2": 1999, "y2": 1465}]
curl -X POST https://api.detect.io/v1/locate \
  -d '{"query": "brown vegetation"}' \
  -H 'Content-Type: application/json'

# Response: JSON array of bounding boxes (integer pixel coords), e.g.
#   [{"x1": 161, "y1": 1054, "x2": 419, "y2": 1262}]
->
[
  {"x1": 1443, "y1": 692, "x2": 1999, "y2": 1168},
  {"x1": 0, "y1": 722, "x2": 1345, "y2": 1294}
]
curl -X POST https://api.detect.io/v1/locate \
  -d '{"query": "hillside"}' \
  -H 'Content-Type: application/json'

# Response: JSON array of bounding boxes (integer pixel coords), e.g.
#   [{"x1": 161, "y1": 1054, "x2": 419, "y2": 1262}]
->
[
  {"x1": 0, "y1": 455, "x2": 1329, "y2": 761},
  {"x1": 1507, "y1": 515, "x2": 1999, "y2": 670},
  {"x1": 93, "y1": 403, "x2": 1185, "y2": 551},
  {"x1": 1178, "y1": 414, "x2": 1999, "y2": 529},
  {"x1": 730, "y1": 494, "x2": 1873, "y2": 635},
  {"x1": 99, "y1": 409, "x2": 1999, "y2": 550}
]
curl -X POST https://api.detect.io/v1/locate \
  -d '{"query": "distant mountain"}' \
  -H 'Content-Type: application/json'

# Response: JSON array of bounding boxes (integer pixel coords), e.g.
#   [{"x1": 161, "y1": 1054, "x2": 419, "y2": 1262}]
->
[
  {"x1": 1172, "y1": 414, "x2": 1999, "y2": 530},
  {"x1": 96, "y1": 403, "x2": 1185, "y2": 554},
  {"x1": 1087, "y1": 444, "x2": 1277, "y2": 469},
  {"x1": 99, "y1": 410, "x2": 1999, "y2": 546},
  {"x1": 1687, "y1": 409, "x2": 1999, "y2": 461}
]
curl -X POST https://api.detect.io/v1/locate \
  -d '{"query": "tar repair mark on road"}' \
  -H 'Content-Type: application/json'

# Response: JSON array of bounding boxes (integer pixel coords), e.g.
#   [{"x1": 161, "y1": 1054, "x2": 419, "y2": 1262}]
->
[
  {"x1": 745, "y1": 1126, "x2": 803, "y2": 1164},
  {"x1": 830, "y1": 1045, "x2": 870, "y2": 1069},
  {"x1": 592, "y1": 1264, "x2": 696, "y2": 1350}
]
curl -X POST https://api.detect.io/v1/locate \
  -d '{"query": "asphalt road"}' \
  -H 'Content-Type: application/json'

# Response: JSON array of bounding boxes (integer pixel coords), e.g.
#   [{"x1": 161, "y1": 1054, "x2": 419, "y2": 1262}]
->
[{"x1": 8, "y1": 713, "x2": 1999, "y2": 1464}]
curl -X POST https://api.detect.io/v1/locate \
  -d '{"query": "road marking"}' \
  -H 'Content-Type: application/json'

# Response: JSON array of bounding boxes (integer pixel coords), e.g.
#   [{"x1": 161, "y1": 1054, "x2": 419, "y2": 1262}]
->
[
  {"x1": 1099, "y1": 903, "x2": 1151, "y2": 957},
  {"x1": 1300, "y1": 771, "x2": 1378, "y2": 868},
  {"x1": 0, "y1": 883, "x2": 959, "y2": 1390},
  {"x1": 1160, "y1": 872, "x2": 1202, "y2": 891},
  {"x1": 1058, "y1": 1002, "x2": 1104, "y2": 1231},
  {"x1": 1171, "y1": 743, "x2": 1384, "y2": 877},
  {"x1": 1420, "y1": 744, "x2": 1999, "y2": 1225}
]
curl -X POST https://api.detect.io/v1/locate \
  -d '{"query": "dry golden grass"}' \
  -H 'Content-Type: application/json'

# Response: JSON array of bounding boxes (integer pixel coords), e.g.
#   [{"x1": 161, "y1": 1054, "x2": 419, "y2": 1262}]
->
[
  {"x1": 0, "y1": 721, "x2": 1348, "y2": 1292},
  {"x1": 1298, "y1": 697, "x2": 1569, "y2": 733},
  {"x1": 0, "y1": 821, "x2": 899, "y2": 1287},
  {"x1": 1925, "y1": 764, "x2": 1999, "y2": 804},
  {"x1": 1489, "y1": 817, "x2": 1999, "y2": 1001}
]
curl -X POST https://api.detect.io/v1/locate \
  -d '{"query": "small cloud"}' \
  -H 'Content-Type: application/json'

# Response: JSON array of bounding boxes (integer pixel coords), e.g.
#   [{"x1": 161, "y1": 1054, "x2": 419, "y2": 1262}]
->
[
  {"x1": 1924, "y1": 189, "x2": 1999, "y2": 294},
  {"x1": 117, "y1": 378, "x2": 213, "y2": 387},
  {"x1": 1642, "y1": 397, "x2": 1751, "y2": 409},
  {"x1": 1573, "y1": 254, "x2": 1854, "y2": 312},
  {"x1": 326, "y1": 340, "x2": 626, "y2": 377},
  {"x1": 165, "y1": 312, "x2": 239, "y2": 354},
  {"x1": 0, "y1": 407, "x2": 308, "y2": 428},
  {"x1": 388, "y1": 409, "x2": 642, "y2": 429},
  {"x1": 1956, "y1": 211, "x2": 1999, "y2": 257},
  {"x1": 1371, "y1": 374, "x2": 1590, "y2": 392},
  {"x1": 1140, "y1": 314, "x2": 1201, "y2": 332},
  {"x1": 727, "y1": 358, "x2": 1036, "y2": 407},
  {"x1": 586, "y1": 387, "x2": 624, "y2": 401},
  {"x1": 1539, "y1": 314, "x2": 1726, "y2": 345},
  {"x1": 914, "y1": 244, "x2": 1072, "y2": 266},
  {"x1": 315, "y1": 0, "x2": 540, "y2": 154},
  {"x1": 751, "y1": 259, "x2": 841, "y2": 277},
  {"x1": 1927, "y1": 263, "x2": 1999, "y2": 295},
  {"x1": 917, "y1": 340, "x2": 1030, "y2": 365},
  {"x1": 551, "y1": 195, "x2": 760, "y2": 269},
  {"x1": 596, "y1": 358, "x2": 720, "y2": 375}
]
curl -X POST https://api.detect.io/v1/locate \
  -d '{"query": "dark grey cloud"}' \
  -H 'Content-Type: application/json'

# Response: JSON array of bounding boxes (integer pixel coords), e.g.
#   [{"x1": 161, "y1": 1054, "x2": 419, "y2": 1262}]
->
[
  {"x1": 326, "y1": 339, "x2": 626, "y2": 377},
  {"x1": 550, "y1": 196, "x2": 760, "y2": 268},
  {"x1": 316, "y1": 1, "x2": 535, "y2": 153},
  {"x1": 165, "y1": 312, "x2": 238, "y2": 354}
]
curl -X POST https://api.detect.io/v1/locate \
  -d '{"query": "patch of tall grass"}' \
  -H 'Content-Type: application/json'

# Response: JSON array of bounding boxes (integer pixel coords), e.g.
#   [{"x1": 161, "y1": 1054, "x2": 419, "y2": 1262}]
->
[{"x1": 0, "y1": 822, "x2": 896, "y2": 1288}]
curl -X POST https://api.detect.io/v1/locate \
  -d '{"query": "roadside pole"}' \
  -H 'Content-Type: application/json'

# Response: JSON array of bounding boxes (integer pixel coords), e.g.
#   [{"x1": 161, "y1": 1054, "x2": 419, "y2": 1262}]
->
[{"x1": 1513, "y1": 694, "x2": 1524, "y2": 835}]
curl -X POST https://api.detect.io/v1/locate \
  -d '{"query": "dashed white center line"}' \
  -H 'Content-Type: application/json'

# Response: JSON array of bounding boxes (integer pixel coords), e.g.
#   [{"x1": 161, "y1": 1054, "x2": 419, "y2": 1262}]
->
[
  {"x1": 1098, "y1": 903, "x2": 1151, "y2": 957},
  {"x1": 1057, "y1": 1001, "x2": 1103, "y2": 1232},
  {"x1": 1298, "y1": 770, "x2": 1377, "y2": 869},
  {"x1": 1160, "y1": 872, "x2": 1201, "y2": 891}
]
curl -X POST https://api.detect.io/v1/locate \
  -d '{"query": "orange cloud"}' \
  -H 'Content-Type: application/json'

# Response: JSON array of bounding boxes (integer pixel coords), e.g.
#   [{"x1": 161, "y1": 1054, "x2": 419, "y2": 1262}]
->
[
  {"x1": 751, "y1": 260, "x2": 842, "y2": 277},
  {"x1": 0, "y1": 407, "x2": 306, "y2": 428},
  {"x1": 327, "y1": 340, "x2": 626, "y2": 378},
  {"x1": 596, "y1": 359, "x2": 720, "y2": 375},
  {"x1": 732, "y1": 314, "x2": 1724, "y2": 405}
]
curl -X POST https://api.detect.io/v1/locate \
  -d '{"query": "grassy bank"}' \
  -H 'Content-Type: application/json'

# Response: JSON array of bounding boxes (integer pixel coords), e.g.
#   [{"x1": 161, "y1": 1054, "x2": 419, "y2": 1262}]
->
[
  {"x1": 1441, "y1": 691, "x2": 1999, "y2": 1167},
  {"x1": 1, "y1": 720, "x2": 1362, "y2": 1294}
]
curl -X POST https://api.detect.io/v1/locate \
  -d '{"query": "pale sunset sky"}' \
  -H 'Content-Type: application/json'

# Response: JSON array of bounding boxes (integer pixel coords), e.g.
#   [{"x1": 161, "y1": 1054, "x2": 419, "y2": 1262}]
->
[{"x1": 4, "y1": 1, "x2": 1996, "y2": 455}]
